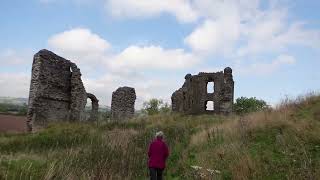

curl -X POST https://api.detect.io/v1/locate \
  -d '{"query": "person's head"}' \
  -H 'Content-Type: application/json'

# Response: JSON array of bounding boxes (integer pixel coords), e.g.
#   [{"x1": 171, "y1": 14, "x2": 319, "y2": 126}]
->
[{"x1": 155, "y1": 131, "x2": 164, "y2": 139}]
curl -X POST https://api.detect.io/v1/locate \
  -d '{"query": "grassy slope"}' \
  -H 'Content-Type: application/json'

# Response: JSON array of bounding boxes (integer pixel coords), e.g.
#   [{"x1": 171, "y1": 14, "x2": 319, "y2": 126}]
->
[{"x1": 0, "y1": 95, "x2": 319, "y2": 180}]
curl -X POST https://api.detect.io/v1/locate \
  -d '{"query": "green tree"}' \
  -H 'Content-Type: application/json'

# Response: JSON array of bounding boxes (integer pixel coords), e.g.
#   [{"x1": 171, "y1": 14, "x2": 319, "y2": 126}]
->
[
  {"x1": 234, "y1": 97, "x2": 268, "y2": 115},
  {"x1": 142, "y1": 99, "x2": 171, "y2": 115},
  {"x1": 160, "y1": 102, "x2": 171, "y2": 114}
]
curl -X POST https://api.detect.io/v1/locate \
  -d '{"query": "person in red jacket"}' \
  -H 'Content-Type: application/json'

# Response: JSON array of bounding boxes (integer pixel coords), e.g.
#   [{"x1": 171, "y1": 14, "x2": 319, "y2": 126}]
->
[{"x1": 148, "y1": 131, "x2": 169, "y2": 180}]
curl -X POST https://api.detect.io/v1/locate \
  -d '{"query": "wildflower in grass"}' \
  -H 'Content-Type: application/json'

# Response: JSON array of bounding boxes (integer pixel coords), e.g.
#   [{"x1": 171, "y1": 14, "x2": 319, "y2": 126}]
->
[
  {"x1": 191, "y1": 165, "x2": 203, "y2": 170},
  {"x1": 206, "y1": 169, "x2": 215, "y2": 175},
  {"x1": 207, "y1": 168, "x2": 221, "y2": 175},
  {"x1": 199, "y1": 172, "x2": 206, "y2": 178},
  {"x1": 214, "y1": 170, "x2": 221, "y2": 174}
]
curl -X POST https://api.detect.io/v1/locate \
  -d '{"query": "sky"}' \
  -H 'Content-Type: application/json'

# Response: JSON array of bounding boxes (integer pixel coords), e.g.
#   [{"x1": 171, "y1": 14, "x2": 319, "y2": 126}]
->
[{"x1": 0, "y1": 0, "x2": 319, "y2": 109}]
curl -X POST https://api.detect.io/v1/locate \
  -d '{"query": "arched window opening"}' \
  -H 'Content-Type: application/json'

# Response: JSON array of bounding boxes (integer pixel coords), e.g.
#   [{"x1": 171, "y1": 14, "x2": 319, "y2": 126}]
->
[{"x1": 86, "y1": 93, "x2": 99, "y2": 121}]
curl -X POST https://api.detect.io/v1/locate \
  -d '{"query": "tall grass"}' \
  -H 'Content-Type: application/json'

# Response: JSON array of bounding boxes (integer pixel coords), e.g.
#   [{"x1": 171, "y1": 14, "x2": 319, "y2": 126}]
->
[{"x1": 0, "y1": 94, "x2": 320, "y2": 179}]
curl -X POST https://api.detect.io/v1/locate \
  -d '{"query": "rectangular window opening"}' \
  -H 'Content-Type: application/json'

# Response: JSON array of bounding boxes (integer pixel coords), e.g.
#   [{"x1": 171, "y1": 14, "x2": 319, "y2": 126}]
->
[
  {"x1": 207, "y1": 82, "x2": 214, "y2": 93},
  {"x1": 206, "y1": 101, "x2": 214, "y2": 111}
]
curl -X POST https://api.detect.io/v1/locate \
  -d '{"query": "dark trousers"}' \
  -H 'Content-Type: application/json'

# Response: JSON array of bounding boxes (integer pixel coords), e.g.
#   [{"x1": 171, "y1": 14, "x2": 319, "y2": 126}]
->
[{"x1": 149, "y1": 167, "x2": 164, "y2": 180}]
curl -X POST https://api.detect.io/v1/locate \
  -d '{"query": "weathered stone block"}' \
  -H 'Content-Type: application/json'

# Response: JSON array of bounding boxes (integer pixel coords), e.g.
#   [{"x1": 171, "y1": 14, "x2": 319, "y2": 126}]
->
[
  {"x1": 27, "y1": 49, "x2": 99, "y2": 131},
  {"x1": 111, "y1": 87, "x2": 136, "y2": 120}
]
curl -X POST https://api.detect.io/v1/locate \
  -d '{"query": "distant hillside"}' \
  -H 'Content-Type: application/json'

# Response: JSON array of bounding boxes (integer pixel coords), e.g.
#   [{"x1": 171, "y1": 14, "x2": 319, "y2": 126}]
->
[
  {"x1": 0, "y1": 97, "x2": 111, "y2": 111},
  {"x1": 85, "y1": 105, "x2": 110, "y2": 113},
  {"x1": 0, "y1": 97, "x2": 28, "y2": 105}
]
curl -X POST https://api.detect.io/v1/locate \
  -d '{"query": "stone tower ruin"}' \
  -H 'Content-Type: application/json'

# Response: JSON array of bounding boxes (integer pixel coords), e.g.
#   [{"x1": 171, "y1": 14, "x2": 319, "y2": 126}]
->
[
  {"x1": 27, "y1": 49, "x2": 99, "y2": 131},
  {"x1": 171, "y1": 67, "x2": 234, "y2": 115},
  {"x1": 111, "y1": 87, "x2": 136, "y2": 120}
]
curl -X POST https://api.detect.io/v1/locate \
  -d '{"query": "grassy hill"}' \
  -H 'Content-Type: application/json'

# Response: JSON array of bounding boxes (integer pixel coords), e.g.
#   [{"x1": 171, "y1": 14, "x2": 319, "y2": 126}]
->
[{"x1": 0, "y1": 94, "x2": 319, "y2": 179}]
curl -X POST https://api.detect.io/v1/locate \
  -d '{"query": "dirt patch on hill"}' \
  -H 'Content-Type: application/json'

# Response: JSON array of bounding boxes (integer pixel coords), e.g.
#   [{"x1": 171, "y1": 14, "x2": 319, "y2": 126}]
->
[{"x1": 0, "y1": 114, "x2": 27, "y2": 133}]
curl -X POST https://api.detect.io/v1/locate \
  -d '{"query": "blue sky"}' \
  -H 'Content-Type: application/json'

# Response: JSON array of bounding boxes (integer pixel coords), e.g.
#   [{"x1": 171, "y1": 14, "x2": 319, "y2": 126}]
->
[{"x1": 0, "y1": 0, "x2": 319, "y2": 108}]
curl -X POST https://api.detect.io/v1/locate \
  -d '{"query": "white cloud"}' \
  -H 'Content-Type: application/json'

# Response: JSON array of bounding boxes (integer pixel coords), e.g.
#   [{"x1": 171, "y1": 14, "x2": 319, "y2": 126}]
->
[
  {"x1": 83, "y1": 74, "x2": 178, "y2": 108},
  {"x1": 184, "y1": 17, "x2": 240, "y2": 55},
  {"x1": 183, "y1": 0, "x2": 320, "y2": 57},
  {"x1": 0, "y1": 73, "x2": 30, "y2": 98},
  {"x1": 48, "y1": 28, "x2": 200, "y2": 72},
  {"x1": 48, "y1": 28, "x2": 111, "y2": 60},
  {"x1": 0, "y1": 49, "x2": 32, "y2": 66},
  {"x1": 106, "y1": 0, "x2": 198, "y2": 23},
  {"x1": 51, "y1": 1, "x2": 319, "y2": 60},
  {"x1": 278, "y1": 23, "x2": 320, "y2": 49},
  {"x1": 192, "y1": 0, "x2": 260, "y2": 20},
  {"x1": 5, "y1": 0, "x2": 319, "y2": 109},
  {"x1": 47, "y1": 28, "x2": 112, "y2": 74},
  {"x1": 42, "y1": 24, "x2": 302, "y2": 108},
  {"x1": 107, "y1": 45, "x2": 200, "y2": 70},
  {"x1": 237, "y1": 9, "x2": 320, "y2": 56},
  {"x1": 237, "y1": 54, "x2": 296, "y2": 75},
  {"x1": 0, "y1": 50, "x2": 33, "y2": 99},
  {"x1": 184, "y1": 0, "x2": 259, "y2": 55},
  {"x1": 46, "y1": 28, "x2": 201, "y2": 108}
]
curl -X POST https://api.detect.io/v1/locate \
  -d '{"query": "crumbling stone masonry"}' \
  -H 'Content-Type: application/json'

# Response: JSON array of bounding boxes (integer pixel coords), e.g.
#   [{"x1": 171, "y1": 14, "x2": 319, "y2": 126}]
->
[
  {"x1": 111, "y1": 87, "x2": 136, "y2": 120},
  {"x1": 69, "y1": 62, "x2": 87, "y2": 122},
  {"x1": 87, "y1": 93, "x2": 99, "y2": 121},
  {"x1": 171, "y1": 67, "x2": 234, "y2": 115},
  {"x1": 27, "y1": 49, "x2": 99, "y2": 131}
]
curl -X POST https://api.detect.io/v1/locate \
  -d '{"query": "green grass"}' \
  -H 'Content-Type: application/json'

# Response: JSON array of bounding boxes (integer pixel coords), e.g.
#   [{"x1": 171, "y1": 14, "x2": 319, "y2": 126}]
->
[{"x1": 0, "y1": 94, "x2": 320, "y2": 179}]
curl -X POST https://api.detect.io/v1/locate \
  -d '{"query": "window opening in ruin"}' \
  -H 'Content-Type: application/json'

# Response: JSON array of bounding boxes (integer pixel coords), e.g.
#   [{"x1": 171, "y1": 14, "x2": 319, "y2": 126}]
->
[
  {"x1": 206, "y1": 101, "x2": 214, "y2": 111},
  {"x1": 86, "y1": 98, "x2": 93, "y2": 118},
  {"x1": 86, "y1": 98, "x2": 92, "y2": 108},
  {"x1": 207, "y1": 82, "x2": 214, "y2": 93}
]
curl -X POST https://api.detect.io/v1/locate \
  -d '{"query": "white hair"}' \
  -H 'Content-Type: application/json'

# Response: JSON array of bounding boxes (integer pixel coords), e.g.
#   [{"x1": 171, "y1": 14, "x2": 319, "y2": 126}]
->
[{"x1": 155, "y1": 131, "x2": 164, "y2": 138}]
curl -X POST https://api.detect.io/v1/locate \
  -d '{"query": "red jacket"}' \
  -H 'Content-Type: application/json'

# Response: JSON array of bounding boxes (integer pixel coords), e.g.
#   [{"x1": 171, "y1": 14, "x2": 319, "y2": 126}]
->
[{"x1": 148, "y1": 137, "x2": 169, "y2": 169}]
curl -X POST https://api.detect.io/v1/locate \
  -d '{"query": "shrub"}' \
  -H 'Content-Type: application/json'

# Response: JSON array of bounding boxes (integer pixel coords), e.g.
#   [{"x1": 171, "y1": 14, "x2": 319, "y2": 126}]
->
[
  {"x1": 234, "y1": 97, "x2": 268, "y2": 115},
  {"x1": 0, "y1": 103, "x2": 27, "y2": 115},
  {"x1": 142, "y1": 99, "x2": 171, "y2": 115}
]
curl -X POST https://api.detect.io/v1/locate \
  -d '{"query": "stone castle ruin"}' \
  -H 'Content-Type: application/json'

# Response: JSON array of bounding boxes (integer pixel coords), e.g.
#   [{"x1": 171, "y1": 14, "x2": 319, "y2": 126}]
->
[
  {"x1": 111, "y1": 87, "x2": 136, "y2": 120},
  {"x1": 26, "y1": 50, "x2": 234, "y2": 131},
  {"x1": 27, "y1": 49, "x2": 99, "y2": 131},
  {"x1": 171, "y1": 67, "x2": 234, "y2": 115}
]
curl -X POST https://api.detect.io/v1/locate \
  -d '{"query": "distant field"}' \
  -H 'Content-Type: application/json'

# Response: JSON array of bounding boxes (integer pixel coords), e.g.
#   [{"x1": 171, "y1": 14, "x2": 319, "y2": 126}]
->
[{"x1": 0, "y1": 114, "x2": 27, "y2": 133}]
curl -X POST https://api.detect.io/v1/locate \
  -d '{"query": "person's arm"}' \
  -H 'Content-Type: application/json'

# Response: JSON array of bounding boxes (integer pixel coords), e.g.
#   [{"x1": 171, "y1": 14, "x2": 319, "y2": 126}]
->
[
  {"x1": 164, "y1": 143, "x2": 169, "y2": 160},
  {"x1": 148, "y1": 142, "x2": 152, "y2": 158}
]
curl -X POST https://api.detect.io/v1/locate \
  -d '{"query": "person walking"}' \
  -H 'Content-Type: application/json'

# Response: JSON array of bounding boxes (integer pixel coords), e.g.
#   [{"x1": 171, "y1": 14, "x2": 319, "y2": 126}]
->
[{"x1": 148, "y1": 131, "x2": 169, "y2": 180}]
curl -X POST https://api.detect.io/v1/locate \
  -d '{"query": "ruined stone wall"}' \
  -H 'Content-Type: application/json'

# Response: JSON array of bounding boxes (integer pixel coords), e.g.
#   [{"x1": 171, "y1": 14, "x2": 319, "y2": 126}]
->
[
  {"x1": 27, "y1": 50, "x2": 72, "y2": 131},
  {"x1": 171, "y1": 67, "x2": 234, "y2": 115},
  {"x1": 27, "y1": 49, "x2": 99, "y2": 131},
  {"x1": 87, "y1": 93, "x2": 99, "y2": 121},
  {"x1": 70, "y1": 63, "x2": 87, "y2": 121},
  {"x1": 111, "y1": 87, "x2": 136, "y2": 120},
  {"x1": 220, "y1": 67, "x2": 234, "y2": 114}
]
